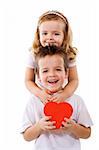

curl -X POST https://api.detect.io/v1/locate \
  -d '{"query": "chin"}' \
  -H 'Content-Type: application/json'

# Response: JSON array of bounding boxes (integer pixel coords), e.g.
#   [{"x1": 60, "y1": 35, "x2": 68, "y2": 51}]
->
[
  {"x1": 49, "y1": 88, "x2": 60, "y2": 93},
  {"x1": 50, "y1": 90, "x2": 58, "y2": 93}
]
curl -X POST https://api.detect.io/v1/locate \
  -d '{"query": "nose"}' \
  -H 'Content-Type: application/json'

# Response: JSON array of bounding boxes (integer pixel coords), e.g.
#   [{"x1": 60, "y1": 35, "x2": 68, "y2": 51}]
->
[
  {"x1": 49, "y1": 70, "x2": 55, "y2": 77},
  {"x1": 47, "y1": 33, "x2": 53, "y2": 41},
  {"x1": 46, "y1": 34, "x2": 54, "y2": 46}
]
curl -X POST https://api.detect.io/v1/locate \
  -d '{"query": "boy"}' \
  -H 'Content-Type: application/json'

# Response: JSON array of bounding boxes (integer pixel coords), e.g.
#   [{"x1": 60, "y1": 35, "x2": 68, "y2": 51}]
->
[{"x1": 20, "y1": 46, "x2": 93, "y2": 150}]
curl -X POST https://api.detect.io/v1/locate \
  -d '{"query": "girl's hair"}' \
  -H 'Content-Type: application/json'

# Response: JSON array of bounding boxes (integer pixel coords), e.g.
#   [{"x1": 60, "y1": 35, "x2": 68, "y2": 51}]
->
[
  {"x1": 35, "y1": 45, "x2": 68, "y2": 73},
  {"x1": 32, "y1": 10, "x2": 77, "y2": 61}
]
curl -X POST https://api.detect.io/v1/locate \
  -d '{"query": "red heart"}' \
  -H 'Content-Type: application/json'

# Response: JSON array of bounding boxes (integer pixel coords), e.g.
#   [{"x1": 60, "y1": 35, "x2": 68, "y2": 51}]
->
[{"x1": 44, "y1": 102, "x2": 73, "y2": 129}]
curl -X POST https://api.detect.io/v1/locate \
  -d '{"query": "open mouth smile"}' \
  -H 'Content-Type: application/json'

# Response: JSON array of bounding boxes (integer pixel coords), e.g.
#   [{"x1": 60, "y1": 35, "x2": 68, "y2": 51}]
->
[{"x1": 48, "y1": 80, "x2": 59, "y2": 84}]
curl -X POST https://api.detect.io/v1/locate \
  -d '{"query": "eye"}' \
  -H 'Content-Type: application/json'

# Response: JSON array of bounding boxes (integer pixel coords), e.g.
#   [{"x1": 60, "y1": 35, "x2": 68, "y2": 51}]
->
[
  {"x1": 56, "y1": 68, "x2": 62, "y2": 71},
  {"x1": 54, "y1": 33, "x2": 60, "y2": 36},
  {"x1": 42, "y1": 32, "x2": 47, "y2": 35},
  {"x1": 42, "y1": 70, "x2": 48, "y2": 73}
]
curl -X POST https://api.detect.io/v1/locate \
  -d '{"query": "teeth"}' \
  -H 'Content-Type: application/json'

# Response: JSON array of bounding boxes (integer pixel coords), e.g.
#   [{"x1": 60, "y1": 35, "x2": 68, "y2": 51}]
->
[{"x1": 48, "y1": 80, "x2": 58, "y2": 83}]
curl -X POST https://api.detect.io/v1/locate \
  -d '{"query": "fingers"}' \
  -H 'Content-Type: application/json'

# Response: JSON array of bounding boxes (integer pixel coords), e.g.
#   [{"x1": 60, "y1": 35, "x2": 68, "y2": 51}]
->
[
  {"x1": 41, "y1": 88, "x2": 65, "y2": 103},
  {"x1": 48, "y1": 97, "x2": 63, "y2": 103},
  {"x1": 42, "y1": 89, "x2": 64, "y2": 103},
  {"x1": 41, "y1": 89, "x2": 53, "y2": 104},
  {"x1": 45, "y1": 89, "x2": 53, "y2": 95},
  {"x1": 47, "y1": 93, "x2": 65, "y2": 103},
  {"x1": 41, "y1": 116, "x2": 56, "y2": 130},
  {"x1": 45, "y1": 121, "x2": 56, "y2": 130},
  {"x1": 44, "y1": 116, "x2": 52, "y2": 121},
  {"x1": 42, "y1": 94, "x2": 65, "y2": 104},
  {"x1": 62, "y1": 118, "x2": 75, "y2": 128}
]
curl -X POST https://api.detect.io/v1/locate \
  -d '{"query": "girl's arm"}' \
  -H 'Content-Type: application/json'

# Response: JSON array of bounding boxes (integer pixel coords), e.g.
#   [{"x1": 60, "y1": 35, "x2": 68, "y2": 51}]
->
[
  {"x1": 25, "y1": 67, "x2": 52, "y2": 103},
  {"x1": 63, "y1": 65, "x2": 79, "y2": 98},
  {"x1": 25, "y1": 67, "x2": 41, "y2": 96},
  {"x1": 50, "y1": 66, "x2": 79, "y2": 102}
]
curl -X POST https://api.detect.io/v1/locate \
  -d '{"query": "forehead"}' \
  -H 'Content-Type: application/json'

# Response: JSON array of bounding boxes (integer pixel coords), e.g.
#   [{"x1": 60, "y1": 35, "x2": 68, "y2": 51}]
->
[
  {"x1": 39, "y1": 20, "x2": 65, "y2": 31},
  {"x1": 38, "y1": 55, "x2": 64, "y2": 68}
]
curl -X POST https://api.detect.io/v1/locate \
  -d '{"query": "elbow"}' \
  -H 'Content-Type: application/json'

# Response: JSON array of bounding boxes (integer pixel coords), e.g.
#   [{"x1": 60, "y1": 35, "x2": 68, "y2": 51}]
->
[
  {"x1": 23, "y1": 137, "x2": 32, "y2": 142},
  {"x1": 84, "y1": 130, "x2": 91, "y2": 139},
  {"x1": 77, "y1": 132, "x2": 91, "y2": 139},
  {"x1": 81, "y1": 127, "x2": 91, "y2": 139},
  {"x1": 23, "y1": 134, "x2": 35, "y2": 142},
  {"x1": 23, "y1": 130, "x2": 33, "y2": 142},
  {"x1": 85, "y1": 127, "x2": 91, "y2": 139},
  {"x1": 23, "y1": 133, "x2": 31, "y2": 142}
]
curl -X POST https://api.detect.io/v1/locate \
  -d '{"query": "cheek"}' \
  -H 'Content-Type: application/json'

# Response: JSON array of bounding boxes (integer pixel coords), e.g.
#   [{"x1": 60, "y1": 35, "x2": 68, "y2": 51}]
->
[
  {"x1": 60, "y1": 73, "x2": 67, "y2": 81},
  {"x1": 57, "y1": 38, "x2": 64, "y2": 46},
  {"x1": 39, "y1": 36, "x2": 43, "y2": 43},
  {"x1": 61, "y1": 36, "x2": 64, "y2": 44},
  {"x1": 39, "y1": 73, "x2": 46, "y2": 83},
  {"x1": 39, "y1": 34, "x2": 44, "y2": 41},
  {"x1": 60, "y1": 34, "x2": 64, "y2": 43},
  {"x1": 40, "y1": 38, "x2": 45, "y2": 47}
]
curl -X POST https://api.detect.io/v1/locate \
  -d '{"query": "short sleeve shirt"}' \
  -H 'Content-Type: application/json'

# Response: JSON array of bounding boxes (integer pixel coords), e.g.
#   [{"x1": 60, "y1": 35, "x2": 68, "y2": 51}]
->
[{"x1": 20, "y1": 94, "x2": 93, "y2": 150}]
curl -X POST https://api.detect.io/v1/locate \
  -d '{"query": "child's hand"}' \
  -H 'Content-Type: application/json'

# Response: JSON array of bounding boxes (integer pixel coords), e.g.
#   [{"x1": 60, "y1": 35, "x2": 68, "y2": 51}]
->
[
  {"x1": 49, "y1": 89, "x2": 66, "y2": 103},
  {"x1": 38, "y1": 116, "x2": 56, "y2": 131},
  {"x1": 61, "y1": 118, "x2": 76, "y2": 132},
  {"x1": 39, "y1": 89, "x2": 53, "y2": 104}
]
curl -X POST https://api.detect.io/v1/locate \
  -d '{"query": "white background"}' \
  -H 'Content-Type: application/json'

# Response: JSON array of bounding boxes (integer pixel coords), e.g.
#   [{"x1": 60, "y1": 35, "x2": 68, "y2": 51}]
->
[{"x1": 1, "y1": 0, "x2": 98, "y2": 149}]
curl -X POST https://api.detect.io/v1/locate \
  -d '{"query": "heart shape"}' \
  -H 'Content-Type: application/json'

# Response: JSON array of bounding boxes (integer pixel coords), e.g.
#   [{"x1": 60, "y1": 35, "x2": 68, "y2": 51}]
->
[{"x1": 44, "y1": 102, "x2": 73, "y2": 129}]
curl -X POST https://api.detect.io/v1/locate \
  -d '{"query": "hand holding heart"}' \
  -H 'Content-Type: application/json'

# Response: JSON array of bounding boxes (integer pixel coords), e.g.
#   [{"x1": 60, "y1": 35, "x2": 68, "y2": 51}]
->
[
  {"x1": 44, "y1": 102, "x2": 73, "y2": 129},
  {"x1": 38, "y1": 116, "x2": 56, "y2": 131}
]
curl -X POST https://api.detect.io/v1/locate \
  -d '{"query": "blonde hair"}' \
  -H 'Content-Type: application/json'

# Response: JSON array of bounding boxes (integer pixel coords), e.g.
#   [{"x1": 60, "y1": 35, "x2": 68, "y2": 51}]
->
[{"x1": 32, "y1": 10, "x2": 77, "y2": 61}]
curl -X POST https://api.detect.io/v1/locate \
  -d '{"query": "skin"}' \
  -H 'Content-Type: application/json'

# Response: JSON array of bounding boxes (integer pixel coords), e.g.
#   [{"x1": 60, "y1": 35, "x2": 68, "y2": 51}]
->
[
  {"x1": 38, "y1": 55, "x2": 67, "y2": 93},
  {"x1": 25, "y1": 19, "x2": 78, "y2": 103},
  {"x1": 39, "y1": 20, "x2": 65, "y2": 47},
  {"x1": 23, "y1": 55, "x2": 91, "y2": 141}
]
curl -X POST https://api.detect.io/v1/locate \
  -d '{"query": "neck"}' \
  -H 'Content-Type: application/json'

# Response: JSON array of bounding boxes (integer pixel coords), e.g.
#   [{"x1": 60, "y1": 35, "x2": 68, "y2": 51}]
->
[{"x1": 46, "y1": 88, "x2": 63, "y2": 95}]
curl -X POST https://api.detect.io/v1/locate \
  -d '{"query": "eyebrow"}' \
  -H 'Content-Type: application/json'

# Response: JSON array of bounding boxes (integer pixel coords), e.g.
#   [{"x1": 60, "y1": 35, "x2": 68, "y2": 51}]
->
[
  {"x1": 40, "y1": 67, "x2": 48, "y2": 70},
  {"x1": 40, "y1": 66, "x2": 63, "y2": 70}
]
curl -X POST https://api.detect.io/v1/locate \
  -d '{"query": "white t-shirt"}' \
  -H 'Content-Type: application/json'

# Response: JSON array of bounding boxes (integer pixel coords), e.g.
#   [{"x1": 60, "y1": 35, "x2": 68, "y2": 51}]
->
[{"x1": 20, "y1": 94, "x2": 93, "y2": 150}]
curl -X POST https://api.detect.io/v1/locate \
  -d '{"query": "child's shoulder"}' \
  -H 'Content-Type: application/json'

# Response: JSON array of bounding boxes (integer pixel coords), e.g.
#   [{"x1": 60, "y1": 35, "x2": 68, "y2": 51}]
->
[
  {"x1": 67, "y1": 94, "x2": 84, "y2": 103},
  {"x1": 66, "y1": 94, "x2": 86, "y2": 111},
  {"x1": 28, "y1": 94, "x2": 43, "y2": 105},
  {"x1": 26, "y1": 47, "x2": 36, "y2": 68},
  {"x1": 28, "y1": 47, "x2": 35, "y2": 56}
]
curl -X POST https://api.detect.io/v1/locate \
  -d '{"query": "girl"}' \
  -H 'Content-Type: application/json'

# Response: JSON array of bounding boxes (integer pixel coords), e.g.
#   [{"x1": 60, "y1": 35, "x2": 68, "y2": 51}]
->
[{"x1": 25, "y1": 10, "x2": 78, "y2": 103}]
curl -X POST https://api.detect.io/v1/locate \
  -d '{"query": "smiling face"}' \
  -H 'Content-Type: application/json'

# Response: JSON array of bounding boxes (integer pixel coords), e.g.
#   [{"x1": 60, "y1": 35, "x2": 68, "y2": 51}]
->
[
  {"x1": 39, "y1": 20, "x2": 65, "y2": 47},
  {"x1": 38, "y1": 54, "x2": 67, "y2": 93}
]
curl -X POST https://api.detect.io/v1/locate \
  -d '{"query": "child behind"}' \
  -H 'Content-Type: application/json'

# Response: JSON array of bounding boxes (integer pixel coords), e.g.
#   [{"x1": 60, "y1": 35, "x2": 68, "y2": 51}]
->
[
  {"x1": 21, "y1": 46, "x2": 93, "y2": 150},
  {"x1": 25, "y1": 10, "x2": 78, "y2": 103}
]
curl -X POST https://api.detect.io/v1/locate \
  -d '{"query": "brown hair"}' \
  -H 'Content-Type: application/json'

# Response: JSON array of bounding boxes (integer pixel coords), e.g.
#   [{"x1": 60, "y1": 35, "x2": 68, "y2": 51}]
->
[
  {"x1": 32, "y1": 10, "x2": 77, "y2": 61},
  {"x1": 35, "y1": 45, "x2": 68, "y2": 74}
]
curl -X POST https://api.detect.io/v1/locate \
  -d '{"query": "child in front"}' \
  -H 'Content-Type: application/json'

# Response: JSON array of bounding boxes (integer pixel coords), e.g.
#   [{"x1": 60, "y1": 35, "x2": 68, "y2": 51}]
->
[{"x1": 21, "y1": 46, "x2": 93, "y2": 150}]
